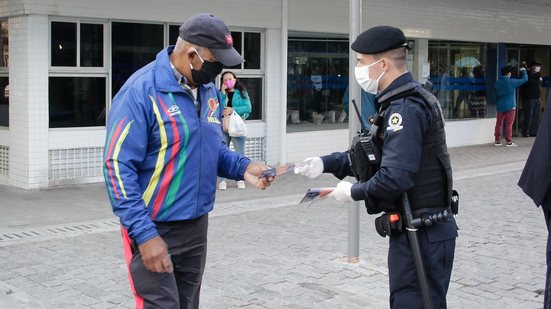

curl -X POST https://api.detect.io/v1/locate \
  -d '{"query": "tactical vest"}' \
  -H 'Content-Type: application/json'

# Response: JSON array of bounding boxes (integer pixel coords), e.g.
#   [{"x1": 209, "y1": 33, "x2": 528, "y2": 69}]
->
[{"x1": 377, "y1": 82, "x2": 453, "y2": 211}]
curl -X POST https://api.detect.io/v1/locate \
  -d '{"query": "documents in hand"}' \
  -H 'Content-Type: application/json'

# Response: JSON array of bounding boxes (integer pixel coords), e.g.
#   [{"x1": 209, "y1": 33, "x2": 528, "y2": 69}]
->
[
  {"x1": 299, "y1": 187, "x2": 335, "y2": 204},
  {"x1": 259, "y1": 163, "x2": 302, "y2": 179}
]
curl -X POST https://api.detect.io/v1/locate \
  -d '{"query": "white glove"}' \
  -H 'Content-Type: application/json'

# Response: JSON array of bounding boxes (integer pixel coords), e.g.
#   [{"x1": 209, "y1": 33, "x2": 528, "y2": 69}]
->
[
  {"x1": 327, "y1": 181, "x2": 354, "y2": 202},
  {"x1": 519, "y1": 67, "x2": 527, "y2": 72},
  {"x1": 294, "y1": 157, "x2": 324, "y2": 179}
]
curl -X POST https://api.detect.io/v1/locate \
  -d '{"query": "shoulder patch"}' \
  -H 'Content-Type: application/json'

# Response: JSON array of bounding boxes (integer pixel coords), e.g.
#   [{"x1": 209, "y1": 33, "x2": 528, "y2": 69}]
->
[{"x1": 387, "y1": 113, "x2": 403, "y2": 132}]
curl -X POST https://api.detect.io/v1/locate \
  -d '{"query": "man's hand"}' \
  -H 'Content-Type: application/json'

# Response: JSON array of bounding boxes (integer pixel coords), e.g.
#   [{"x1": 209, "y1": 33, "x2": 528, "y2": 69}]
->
[
  {"x1": 327, "y1": 181, "x2": 354, "y2": 202},
  {"x1": 138, "y1": 236, "x2": 173, "y2": 273},
  {"x1": 244, "y1": 162, "x2": 274, "y2": 189},
  {"x1": 294, "y1": 157, "x2": 324, "y2": 179}
]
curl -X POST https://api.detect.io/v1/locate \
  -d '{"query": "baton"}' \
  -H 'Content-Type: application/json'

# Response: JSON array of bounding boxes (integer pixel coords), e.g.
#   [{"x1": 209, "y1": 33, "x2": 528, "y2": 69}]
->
[{"x1": 402, "y1": 193, "x2": 433, "y2": 309}]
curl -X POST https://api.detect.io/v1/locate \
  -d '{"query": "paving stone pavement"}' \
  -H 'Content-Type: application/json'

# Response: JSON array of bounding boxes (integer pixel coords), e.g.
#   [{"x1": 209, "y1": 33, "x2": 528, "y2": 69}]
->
[{"x1": 0, "y1": 137, "x2": 547, "y2": 308}]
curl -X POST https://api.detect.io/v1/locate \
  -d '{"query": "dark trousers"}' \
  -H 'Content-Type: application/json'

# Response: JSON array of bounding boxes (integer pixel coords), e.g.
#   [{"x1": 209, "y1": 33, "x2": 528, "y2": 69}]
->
[
  {"x1": 544, "y1": 209, "x2": 551, "y2": 309},
  {"x1": 123, "y1": 215, "x2": 208, "y2": 309},
  {"x1": 522, "y1": 98, "x2": 540, "y2": 136},
  {"x1": 388, "y1": 228, "x2": 455, "y2": 309}
]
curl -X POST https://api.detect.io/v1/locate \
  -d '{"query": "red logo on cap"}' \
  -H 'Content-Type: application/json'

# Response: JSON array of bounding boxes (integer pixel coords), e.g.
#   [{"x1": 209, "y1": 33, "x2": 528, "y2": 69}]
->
[{"x1": 225, "y1": 35, "x2": 233, "y2": 45}]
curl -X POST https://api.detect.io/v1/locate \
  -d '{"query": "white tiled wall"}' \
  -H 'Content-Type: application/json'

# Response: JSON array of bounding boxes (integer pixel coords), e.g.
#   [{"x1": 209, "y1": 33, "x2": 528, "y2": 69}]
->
[{"x1": 8, "y1": 14, "x2": 49, "y2": 189}]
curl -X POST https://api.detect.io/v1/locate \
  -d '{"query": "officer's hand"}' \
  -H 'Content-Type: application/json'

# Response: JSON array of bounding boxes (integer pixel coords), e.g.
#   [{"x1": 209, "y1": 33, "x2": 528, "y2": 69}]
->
[
  {"x1": 244, "y1": 162, "x2": 274, "y2": 190},
  {"x1": 138, "y1": 236, "x2": 173, "y2": 273},
  {"x1": 294, "y1": 157, "x2": 324, "y2": 179},
  {"x1": 327, "y1": 181, "x2": 354, "y2": 202},
  {"x1": 520, "y1": 67, "x2": 527, "y2": 72}
]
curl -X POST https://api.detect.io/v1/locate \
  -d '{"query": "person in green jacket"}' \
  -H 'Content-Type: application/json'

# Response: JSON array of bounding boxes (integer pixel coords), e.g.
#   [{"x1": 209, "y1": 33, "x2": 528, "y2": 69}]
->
[{"x1": 219, "y1": 71, "x2": 252, "y2": 190}]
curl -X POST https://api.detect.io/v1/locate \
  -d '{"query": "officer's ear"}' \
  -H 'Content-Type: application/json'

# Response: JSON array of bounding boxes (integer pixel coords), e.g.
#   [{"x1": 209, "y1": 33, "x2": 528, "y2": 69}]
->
[{"x1": 380, "y1": 58, "x2": 390, "y2": 71}]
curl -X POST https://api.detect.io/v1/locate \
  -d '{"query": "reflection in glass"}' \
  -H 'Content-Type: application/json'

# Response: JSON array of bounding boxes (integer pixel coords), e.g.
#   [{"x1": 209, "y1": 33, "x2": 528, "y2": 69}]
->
[
  {"x1": 429, "y1": 41, "x2": 497, "y2": 120},
  {"x1": 80, "y1": 23, "x2": 103, "y2": 67},
  {"x1": 51, "y1": 22, "x2": 77, "y2": 67},
  {"x1": 49, "y1": 77, "x2": 106, "y2": 128},
  {"x1": 287, "y1": 36, "x2": 349, "y2": 132},
  {"x1": 111, "y1": 22, "x2": 163, "y2": 97}
]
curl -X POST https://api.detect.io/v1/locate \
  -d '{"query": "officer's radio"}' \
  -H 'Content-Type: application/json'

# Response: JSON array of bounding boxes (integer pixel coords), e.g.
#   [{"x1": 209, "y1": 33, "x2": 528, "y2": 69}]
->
[{"x1": 348, "y1": 99, "x2": 381, "y2": 182}]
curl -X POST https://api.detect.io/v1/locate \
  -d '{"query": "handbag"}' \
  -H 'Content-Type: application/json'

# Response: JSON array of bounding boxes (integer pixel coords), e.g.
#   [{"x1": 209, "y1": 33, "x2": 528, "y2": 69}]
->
[{"x1": 227, "y1": 111, "x2": 248, "y2": 137}]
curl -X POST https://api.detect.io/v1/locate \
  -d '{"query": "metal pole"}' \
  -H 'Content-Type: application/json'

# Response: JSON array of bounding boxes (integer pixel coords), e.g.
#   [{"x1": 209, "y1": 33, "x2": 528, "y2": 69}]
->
[
  {"x1": 280, "y1": 0, "x2": 288, "y2": 165},
  {"x1": 347, "y1": 0, "x2": 362, "y2": 263}
]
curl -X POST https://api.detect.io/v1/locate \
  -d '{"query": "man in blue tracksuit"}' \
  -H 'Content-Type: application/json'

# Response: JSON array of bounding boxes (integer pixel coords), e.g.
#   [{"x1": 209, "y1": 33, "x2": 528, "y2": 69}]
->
[{"x1": 104, "y1": 14, "x2": 272, "y2": 309}]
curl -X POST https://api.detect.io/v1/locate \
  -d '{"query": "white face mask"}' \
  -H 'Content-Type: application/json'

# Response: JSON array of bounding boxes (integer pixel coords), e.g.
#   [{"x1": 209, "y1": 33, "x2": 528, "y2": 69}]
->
[
  {"x1": 354, "y1": 59, "x2": 386, "y2": 95},
  {"x1": 535, "y1": 66, "x2": 541, "y2": 73}
]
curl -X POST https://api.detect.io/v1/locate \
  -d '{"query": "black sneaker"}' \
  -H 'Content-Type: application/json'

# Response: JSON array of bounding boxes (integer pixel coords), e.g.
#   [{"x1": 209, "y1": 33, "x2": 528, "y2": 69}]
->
[{"x1": 506, "y1": 141, "x2": 518, "y2": 147}]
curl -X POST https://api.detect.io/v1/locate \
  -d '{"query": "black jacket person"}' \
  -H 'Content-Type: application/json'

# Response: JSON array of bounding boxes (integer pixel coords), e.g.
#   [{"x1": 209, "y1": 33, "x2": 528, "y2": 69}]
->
[
  {"x1": 518, "y1": 90, "x2": 551, "y2": 309},
  {"x1": 295, "y1": 25, "x2": 457, "y2": 309}
]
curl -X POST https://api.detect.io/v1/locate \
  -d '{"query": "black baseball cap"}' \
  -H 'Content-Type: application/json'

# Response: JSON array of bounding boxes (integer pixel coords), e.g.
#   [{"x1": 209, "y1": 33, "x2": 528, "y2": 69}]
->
[
  {"x1": 527, "y1": 60, "x2": 542, "y2": 67},
  {"x1": 351, "y1": 25, "x2": 410, "y2": 54},
  {"x1": 179, "y1": 13, "x2": 244, "y2": 66}
]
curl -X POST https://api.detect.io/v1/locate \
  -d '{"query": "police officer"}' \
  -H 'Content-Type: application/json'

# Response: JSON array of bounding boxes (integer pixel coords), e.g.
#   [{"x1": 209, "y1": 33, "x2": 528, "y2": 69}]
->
[{"x1": 295, "y1": 25, "x2": 457, "y2": 308}]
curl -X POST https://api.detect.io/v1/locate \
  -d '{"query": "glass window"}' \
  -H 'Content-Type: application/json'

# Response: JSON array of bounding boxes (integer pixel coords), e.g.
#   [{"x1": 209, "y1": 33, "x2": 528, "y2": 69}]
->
[
  {"x1": 111, "y1": 22, "x2": 164, "y2": 96},
  {"x1": 239, "y1": 77, "x2": 262, "y2": 120},
  {"x1": 169, "y1": 25, "x2": 180, "y2": 46},
  {"x1": 167, "y1": 27, "x2": 265, "y2": 120},
  {"x1": 287, "y1": 36, "x2": 349, "y2": 132},
  {"x1": 0, "y1": 77, "x2": 8, "y2": 127},
  {"x1": 49, "y1": 77, "x2": 106, "y2": 128},
  {"x1": 80, "y1": 23, "x2": 103, "y2": 67},
  {"x1": 49, "y1": 20, "x2": 107, "y2": 128},
  {"x1": 428, "y1": 41, "x2": 498, "y2": 120},
  {"x1": 51, "y1": 22, "x2": 77, "y2": 67},
  {"x1": 244, "y1": 32, "x2": 261, "y2": 70},
  {"x1": 1, "y1": 20, "x2": 8, "y2": 67},
  {"x1": 0, "y1": 20, "x2": 8, "y2": 127},
  {"x1": 226, "y1": 32, "x2": 243, "y2": 70},
  {"x1": 224, "y1": 31, "x2": 261, "y2": 70}
]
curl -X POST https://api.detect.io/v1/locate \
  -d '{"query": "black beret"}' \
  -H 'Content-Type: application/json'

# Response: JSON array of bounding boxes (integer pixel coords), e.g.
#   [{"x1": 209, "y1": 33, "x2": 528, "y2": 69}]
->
[{"x1": 351, "y1": 25, "x2": 409, "y2": 54}]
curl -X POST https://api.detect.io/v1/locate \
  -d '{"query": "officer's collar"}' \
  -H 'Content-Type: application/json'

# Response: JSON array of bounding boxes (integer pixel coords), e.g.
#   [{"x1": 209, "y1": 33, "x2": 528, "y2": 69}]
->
[
  {"x1": 376, "y1": 72, "x2": 413, "y2": 100},
  {"x1": 376, "y1": 72, "x2": 416, "y2": 104}
]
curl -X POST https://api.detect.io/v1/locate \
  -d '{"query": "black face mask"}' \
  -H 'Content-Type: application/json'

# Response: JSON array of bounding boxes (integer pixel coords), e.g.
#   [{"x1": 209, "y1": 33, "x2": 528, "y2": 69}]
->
[{"x1": 190, "y1": 51, "x2": 223, "y2": 85}]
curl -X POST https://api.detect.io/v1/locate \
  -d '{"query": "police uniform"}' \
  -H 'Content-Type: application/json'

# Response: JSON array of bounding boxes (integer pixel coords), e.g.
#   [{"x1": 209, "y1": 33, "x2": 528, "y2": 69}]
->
[{"x1": 320, "y1": 26, "x2": 457, "y2": 309}]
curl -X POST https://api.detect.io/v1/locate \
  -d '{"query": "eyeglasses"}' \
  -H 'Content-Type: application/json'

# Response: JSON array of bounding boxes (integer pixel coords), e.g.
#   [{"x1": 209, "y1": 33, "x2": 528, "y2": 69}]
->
[{"x1": 190, "y1": 48, "x2": 217, "y2": 64}]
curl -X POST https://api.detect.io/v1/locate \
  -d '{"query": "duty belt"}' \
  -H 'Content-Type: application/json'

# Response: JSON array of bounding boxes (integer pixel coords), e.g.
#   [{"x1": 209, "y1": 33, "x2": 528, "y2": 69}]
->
[{"x1": 375, "y1": 207, "x2": 451, "y2": 238}]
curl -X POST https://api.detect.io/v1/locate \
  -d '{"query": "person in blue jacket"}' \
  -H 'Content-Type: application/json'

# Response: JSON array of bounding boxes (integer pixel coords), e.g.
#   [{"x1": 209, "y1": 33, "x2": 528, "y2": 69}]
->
[
  {"x1": 103, "y1": 14, "x2": 272, "y2": 309},
  {"x1": 295, "y1": 25, "x2": 457, "y2": 308},
  {"x1": 342, "y1": 86, "x2": 377, "y2": 128},
  {"x1": 494, "y1": 65, "x2": 528, "y2": 146},
  {"x1": 218, "y1": 71, "x2": 252, "y2": 190}
]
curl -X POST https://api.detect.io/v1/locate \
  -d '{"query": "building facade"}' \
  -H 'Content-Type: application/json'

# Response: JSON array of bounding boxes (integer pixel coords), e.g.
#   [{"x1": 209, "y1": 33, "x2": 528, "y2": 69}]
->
[{"x1": 0, "y1": 0, "x2": 550, "y2": 189}]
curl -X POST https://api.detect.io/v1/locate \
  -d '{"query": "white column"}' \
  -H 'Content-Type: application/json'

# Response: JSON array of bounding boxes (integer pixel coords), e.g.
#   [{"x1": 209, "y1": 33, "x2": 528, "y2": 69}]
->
[
  {"x1": 264, "y1": 26, "x2": 284, "y2": 165},
  {"x1": 9, "y1": 14, "x2": 49, "y2": 189},
  {"x1": 414, "y1": 39, "x2": 429, "y2": 83}
]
